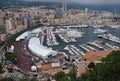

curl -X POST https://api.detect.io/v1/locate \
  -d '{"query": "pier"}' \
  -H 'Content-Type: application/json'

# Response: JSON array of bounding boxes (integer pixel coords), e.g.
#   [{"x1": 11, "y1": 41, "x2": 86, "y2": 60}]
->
[
  {"x1": 46, "y1": 29, "x2": 59, "y2": 46},
  {"x1": 79, "y1": 45, "x2": 90, "y2": 52},
  {"x1": 38, "y1": 31, "x2": 45, "y2": 45},
  {"x1": 58, "y1": 33, "x2": 76, "y2": 43},
  {"x1": 101, "y1": 34, "x2": 120, "y2": 43},
  {"x1": 64, "y1": 45, "x2": 84, "y2": 56}
]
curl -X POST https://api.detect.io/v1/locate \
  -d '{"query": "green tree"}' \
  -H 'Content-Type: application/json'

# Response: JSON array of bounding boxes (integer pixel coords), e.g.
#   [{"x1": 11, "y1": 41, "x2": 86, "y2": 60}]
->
[
  {"x1": 53, "y1": 66, "x2": 78, "y2": 81},
  {"x1": 8, "y1": 68, "x2": 13, "y2": 73},
  {"x1": 5, "y1": 52, "x2": 16, "y2": 62},
  {"x1": 68, "y1": 67, "x2": 77, "y2": 78},
  {"x1": 88, "y1": 62, "x2": 95, "y2": 69},
  {"x1": 30, "y1": 78, "x2": 38, "y2": 81},
  {"x1": 54, "y1": 71, "x2": 65, "y2": 81},
  {"x1": 47, "y1": 78, "x2": 51, "y2": 81},
  {"x1": 61, "y1": 76, "x2": 78, "y2": 81},
  {"x1": 20, "y1": 73, "x2": 29, "y2": 81},
  {"x1": 0, "y1": 63, "x2": 4, "y2": 73},
  {"x1": 0, "y1": 77, "x2": 14, "y2": 81}
]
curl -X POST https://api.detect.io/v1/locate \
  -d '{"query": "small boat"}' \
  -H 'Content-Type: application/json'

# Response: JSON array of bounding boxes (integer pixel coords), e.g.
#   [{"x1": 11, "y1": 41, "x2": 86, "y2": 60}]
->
[
  {"x1": 97, "y1": 35, "x2": 103, "y2": 38},
  {"x1": 110, "y1": 25, "x2": 120, "y2": 28}
]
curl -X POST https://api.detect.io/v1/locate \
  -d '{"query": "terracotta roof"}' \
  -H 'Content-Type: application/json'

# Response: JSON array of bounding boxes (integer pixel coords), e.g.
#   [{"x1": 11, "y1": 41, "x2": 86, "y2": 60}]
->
[
  {"x1": 42, "y1": 63, "x2": 53, "y2": 70},
  {"x1": 37, "y1": 63, "x2": 62, "y2": 73},
  {"x1": 84, "y1": 49, "x2": 120, "y2": 62}
]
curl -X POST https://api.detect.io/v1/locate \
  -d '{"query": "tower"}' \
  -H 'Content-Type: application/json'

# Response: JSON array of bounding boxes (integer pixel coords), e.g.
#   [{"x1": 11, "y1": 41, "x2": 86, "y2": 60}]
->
[{"x1": 62, "y1": 2, "x2": 67, "y2": 13}]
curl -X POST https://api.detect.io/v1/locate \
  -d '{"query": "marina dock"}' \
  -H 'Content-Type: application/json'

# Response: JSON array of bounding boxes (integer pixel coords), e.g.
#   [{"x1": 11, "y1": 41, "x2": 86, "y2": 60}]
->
[
  {"x1": 64, "y1": 45, "x2": 84, "y2": 56},
  {"x1": 46, "y1": 29, "x2": 59, "y2": 46},
  {"x1": 101, "y1": 34, "x2": 120, "y2": 43}
]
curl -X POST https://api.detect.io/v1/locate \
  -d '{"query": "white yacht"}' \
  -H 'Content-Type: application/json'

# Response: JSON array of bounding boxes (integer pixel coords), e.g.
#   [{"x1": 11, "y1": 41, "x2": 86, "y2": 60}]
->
[
  {"x1": 110, "y1": 25, "x2": 120, "y2": 28},
  {"x1": 94, "y1": 28, "x2": 107, "y2": 33}
]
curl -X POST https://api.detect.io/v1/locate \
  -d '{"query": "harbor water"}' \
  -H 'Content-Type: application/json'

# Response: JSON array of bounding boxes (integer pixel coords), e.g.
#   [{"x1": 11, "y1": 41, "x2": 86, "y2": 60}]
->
[{"x1": 43, "y1": 26, "x2": 120, "y2": 55}]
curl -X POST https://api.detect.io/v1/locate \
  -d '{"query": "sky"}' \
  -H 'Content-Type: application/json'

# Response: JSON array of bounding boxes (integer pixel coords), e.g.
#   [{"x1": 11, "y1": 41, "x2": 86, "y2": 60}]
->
[{"x1": 25, "y1": 0, "x2": 120, "y2": 4}]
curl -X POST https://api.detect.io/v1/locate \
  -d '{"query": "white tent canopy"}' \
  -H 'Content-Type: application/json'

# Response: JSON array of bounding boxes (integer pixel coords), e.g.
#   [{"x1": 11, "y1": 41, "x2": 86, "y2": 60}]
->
[
  {"x1": 31, "y1": 65, "x2": 37, "y2": 71},
  {"x1": 28, "y1": 37, "x2": 57, "y2": 58},
  {"x1": 16, "y1": 31, "x2": 29, "y2": 41},
  {"x1": 10, "y1": 45, "x2": 14, "y2": 51}
]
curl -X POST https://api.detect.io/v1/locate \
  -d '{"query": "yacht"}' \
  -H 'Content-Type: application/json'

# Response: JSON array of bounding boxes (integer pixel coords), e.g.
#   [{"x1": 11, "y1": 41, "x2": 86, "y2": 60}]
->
[
  {"x1": 110, "y1": 25, "x2": 120, "y2": 28},
  {"x1": 94, "y1": 28, "x2": 107, "y2": 33}
]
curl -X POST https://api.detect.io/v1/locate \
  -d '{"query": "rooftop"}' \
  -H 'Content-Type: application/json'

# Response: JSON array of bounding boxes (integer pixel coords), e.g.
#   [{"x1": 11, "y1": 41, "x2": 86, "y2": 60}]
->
[
  {"x1": 76, "y1": 62, "x2": 88, "y2": 77},
  {"x1": 37, "y1": 62, "x2": 62, "y2": 72},
  {"x1": 84, "y1": 49, "x2": 120, "y2": 62}
]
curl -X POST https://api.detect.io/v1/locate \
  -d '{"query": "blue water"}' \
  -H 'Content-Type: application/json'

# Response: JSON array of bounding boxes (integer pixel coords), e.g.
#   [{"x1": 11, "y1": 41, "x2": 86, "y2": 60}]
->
[{"x1": 31, "y1": 33, "x2": 38, "y2": 37}]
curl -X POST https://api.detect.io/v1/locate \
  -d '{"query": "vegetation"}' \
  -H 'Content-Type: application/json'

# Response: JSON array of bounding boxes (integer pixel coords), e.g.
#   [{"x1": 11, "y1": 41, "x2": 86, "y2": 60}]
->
[
  {"x1": 47, "y1": 78, "x2": 51, "y2": 81},
  {"x1": 5, "y1": 52, "x2": 16, "y2": 62},
  {"x1": 54, "y1": 67, "x2": 79, "y2": 81},
  {"x1": 54, "y1": 71, "x2": 65, "y2": 81},
  {"x1": 0, "y1": 73, "x2": 38, "y2": 81},
  {"x1": 20, "y1": 73, "x2": 29, "y2": 81},
  {"x1": 0, "y1": 63, "x2": 4, "y2": 73},
  {"x1": 29, "y1": 78, "x2": 38, "y2": 81},
  {"x1": 20, "y1": 73, "x2": 38, "y2": 81},
  {"x1": 0, "y1": 77, "x2": 14, "y2": 81},
  {"x1": 0, "y1": 42, "x2": 4, "y2": 46},
  {"x1": 7, "y1": 68, "x2": 13, "y2": 73},
  {"x1": 81, "y1": 50, "x2": 120, "y2": 81},
  {"x1": 87, "y1": 62, "x2": 95, "y2": 69},
  {"x1": 68, "y1": 67, "x2": 77, "y2": 78}
]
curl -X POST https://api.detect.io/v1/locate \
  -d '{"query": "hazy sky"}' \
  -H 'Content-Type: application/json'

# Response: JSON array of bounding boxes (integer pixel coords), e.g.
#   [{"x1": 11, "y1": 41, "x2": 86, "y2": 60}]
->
[{"x1": 25, "y1": 0, "x2": 120, "y2": 4}]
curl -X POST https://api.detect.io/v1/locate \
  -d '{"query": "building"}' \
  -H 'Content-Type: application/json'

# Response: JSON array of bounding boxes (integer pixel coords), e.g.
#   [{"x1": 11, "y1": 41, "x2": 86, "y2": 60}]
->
[
  {"x1": 0, "y1": 34, "x2": 7, "y2": 42},
  {"x1": 28, "y1": 37, "x2": 57, "y2": 59},
  {"x1": 6, "y1": 18, "x2": 15, "y2": 34},
  {"x1": 37, "y1": 62, "x2": 62, "y2": 75},
  {"x1": 84, "y1": 50, "x2": 114, "y2": 62},
  {"x1": 75, "y1": 61, "x2": 88, "y2": 77},
  {"x1": 24, "y1": 18, "x2": 28, "y2": 28}
]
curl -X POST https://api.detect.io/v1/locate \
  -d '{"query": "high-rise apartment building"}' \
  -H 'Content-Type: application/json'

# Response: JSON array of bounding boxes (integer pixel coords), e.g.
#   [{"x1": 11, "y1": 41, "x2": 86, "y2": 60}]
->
[{"x1": 6, "y1": 18, "x2": 15, "y2": 34}]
